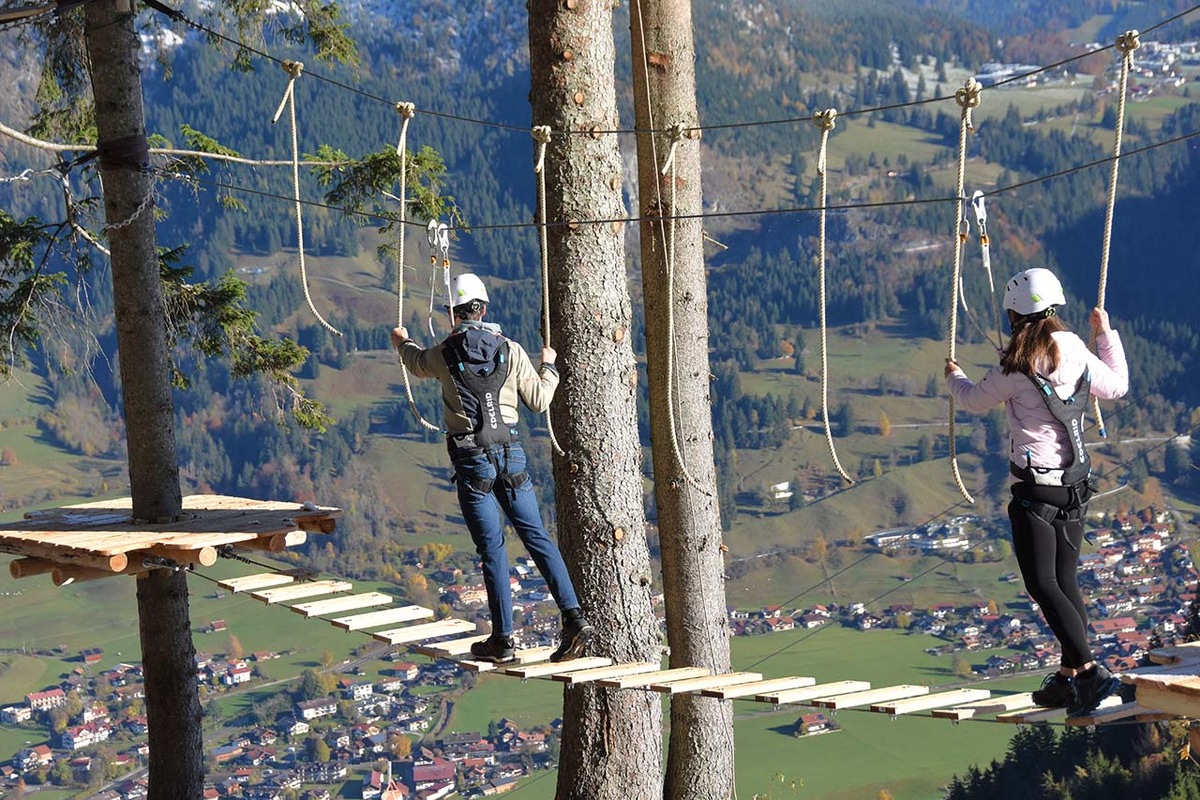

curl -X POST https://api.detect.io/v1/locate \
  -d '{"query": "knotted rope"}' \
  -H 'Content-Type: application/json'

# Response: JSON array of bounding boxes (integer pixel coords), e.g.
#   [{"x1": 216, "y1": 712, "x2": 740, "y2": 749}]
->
[
  {"x1": 1090, "y1": 30, "x2": 1140, "y2": 438},
  {"x1": 812, "y1": 109, "x2": 853, "y2": 485},
  {"x1": 947, "y1": 78, "x2": 982, "y2": 504},
  {"x1": 272, "y1": 60, "x2": 341, "y2": 337}
]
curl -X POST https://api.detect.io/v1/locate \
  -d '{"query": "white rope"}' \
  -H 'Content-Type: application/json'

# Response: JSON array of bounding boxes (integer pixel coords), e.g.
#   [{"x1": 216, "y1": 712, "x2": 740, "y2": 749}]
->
[
  {"x1": 532, "y1": 125, "x2": 565, "y2": 457},
  {"x1": 0, "y1": 119, "x2": 343, "y2": 167},
  {"x1": 661, "y1": 121, "x2": 711, "y2": 498},
  {"x1": 271, "y1": 60, "x2": 342, "y2": 338},
  {"x1": 392, "y1": 102, "x2": 439, "y2": 434},
  {"x1": 947, "y1": 78, "x2": 981, "y2": 505},
  {"x1": 811, "y1": 109, "x2": 854, "y2": 485},
  {"x1": 1090, "y1": 30, "x2": 1140, "y2": 439}
]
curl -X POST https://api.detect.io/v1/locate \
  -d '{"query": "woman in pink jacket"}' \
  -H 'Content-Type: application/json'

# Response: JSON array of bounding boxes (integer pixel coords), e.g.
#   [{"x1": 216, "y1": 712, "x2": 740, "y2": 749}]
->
[{"x1": 945, "y1": 268, "x2": 1128, "y2": 716}]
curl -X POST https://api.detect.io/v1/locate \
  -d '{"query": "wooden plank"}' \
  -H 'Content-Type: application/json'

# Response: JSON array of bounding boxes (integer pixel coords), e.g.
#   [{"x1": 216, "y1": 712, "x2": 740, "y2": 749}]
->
[
  {"x1": 813, "y1": 684, "x2": 928, "y2": 710},
  {"x1": 701, "y1": 675, "x2": 816, "y2": 700},
  {"x1": 459, "y1": 647, "x2": 557, "y2": 674},
  {"x1": 760, "y1": 680, "x2": 871, "y2": 705},
  {"x1": 932, "y1": 692, "x2": 1035, "y2": 721},
  {"x1": 331, "y1": 605, "x2": 433, "y2": 632},
  {"x1": 1148, "y1": 641, "x2": 1200, "y2": 665},
  {"x1": 650, "y1": 671, "x2": 763, "y2": 695},
  {"x1": 217, "y1": 573, "x2": 295, "y2": 593},
  {"x1": 291, "y1": 592, "x2": 394, "y2": 618},
  {"x1": 597, "y1": 667, "x2": 710, "y2": 689},
  {"x1": 411, "y1": 635, "x2": 490, "y2": 658},
  {"x1": 1130, "y1": 683, "x2": 1200, "y2": 719},
  {"x1": 1065, "y1": 701, "x2": 1172, "y2": 727},
  {"x1": 251, "y1": 580, "x2": 352, "y2": 604},
  {"x1": 871, "y1": 688, "x2": 991, "y2": 716},
  {"x1": 553, "y1": 662, "x2": 663, "y2": 685},
  {"x1": 504, "y1": 657, "x2": 614, "y2": 680},
  {"x1": 371, "y1": 619, "x2": 478, "y2": 646},
  {"x1": 998, "y1": 694, "x2": 1125, "y2": 725}
]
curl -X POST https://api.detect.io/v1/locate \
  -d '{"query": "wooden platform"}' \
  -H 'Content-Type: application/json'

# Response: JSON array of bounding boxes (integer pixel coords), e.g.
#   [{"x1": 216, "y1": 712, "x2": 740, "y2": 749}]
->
[{"x1": 0, "y1": 495, "x2": 340, "y2": 584}]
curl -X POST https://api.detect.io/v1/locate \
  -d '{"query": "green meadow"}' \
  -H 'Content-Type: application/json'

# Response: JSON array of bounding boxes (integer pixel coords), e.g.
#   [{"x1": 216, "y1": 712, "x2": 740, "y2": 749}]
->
[{"x1": 448, "y1": 626, "x2": 1039, "y2": 800}]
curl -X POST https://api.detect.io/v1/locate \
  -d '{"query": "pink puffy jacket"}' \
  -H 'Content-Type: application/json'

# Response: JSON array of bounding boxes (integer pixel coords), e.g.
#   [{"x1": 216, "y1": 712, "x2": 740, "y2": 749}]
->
[{"x1": 946, "y1": 330, "x2": 1128, "y2": 472}]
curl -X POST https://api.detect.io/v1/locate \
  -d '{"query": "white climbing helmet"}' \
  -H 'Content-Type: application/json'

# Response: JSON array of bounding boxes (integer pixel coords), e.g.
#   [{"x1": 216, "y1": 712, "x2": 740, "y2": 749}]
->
[
  {"x1": 448, "y1": 273, "x2": 489, "y2": 308},
  {"x1": 1003, "y1": 268, "x2": 1066, "y2": 316}
]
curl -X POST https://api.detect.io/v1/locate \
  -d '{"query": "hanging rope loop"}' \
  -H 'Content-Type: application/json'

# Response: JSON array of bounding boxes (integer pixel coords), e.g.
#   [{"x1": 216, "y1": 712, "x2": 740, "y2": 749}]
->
[
  {"x1": 660, "y1": 121, "x2": 687, "y2": 176},
  {"x1": 270, "y1": 59, "x2": 341, "y2": 337},
  {"x1": 808, "y1": 108, "x2": 853, "y2": 485}
]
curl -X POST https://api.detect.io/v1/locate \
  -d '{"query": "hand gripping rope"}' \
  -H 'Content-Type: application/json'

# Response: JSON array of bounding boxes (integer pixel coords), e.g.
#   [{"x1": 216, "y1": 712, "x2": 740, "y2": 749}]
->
[
  {"x1": 531, "y1": 126, "x2": 565, "y2": 457},
  {"x1": 1090, "y1": 29, "x2": 1141, "y2": 439},
  {"x1": 811, "y1": 109, "x2": 854, "y2": 486},
  {"x1": 426, "y1": 219, "x2": 451, "y2": 337},
  {"x1": 393, "y1": 102, "x2": 440, "y2": 434},
  {"x1": 946, "y1": 77, "x2": 982, "y2": 505},
  {"x1": 271, "y1": 60, "x2": 342, "y2": 337}
]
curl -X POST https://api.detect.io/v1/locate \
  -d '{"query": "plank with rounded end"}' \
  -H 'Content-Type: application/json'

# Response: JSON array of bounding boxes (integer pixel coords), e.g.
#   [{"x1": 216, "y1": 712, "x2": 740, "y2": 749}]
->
[
  {"x1": 459, "y1": 648, "x2": 556, "y2": 674},
  {"x1": 251, "y1": 580, "x2": 352, "y2": 604},
  {"x1": 291, "y1": 592, "x2": 393, "y2": 618},
  {"x1": 871, "y1": 688, "x2": 991, "y2": 716},
  {"x1": 596, "y1": 667, "x2": 710, "y2": 689},
  {"x1": 331, "y1": 605, "x2": 433, "y2": 632},
  {"x1": 930, "y1": 692, "x2": 1035, "y2": 721},
  {"x1": 650, "y1": 671, "x2": 763, "y2": 695},
  {"x1": 553, "y1": 662, "x2": 663, "y2": 685},
  {"x1": 217, "y1": 573, "x2": 295, "y2": 593},
  {"x1": 760, "y1": 680, "x2": 871, "y2": 705},
  {"x1": 503, "y1": 657, "x2": 613, "y2": 679},
  {"x1": 370, "y1": 619, "x2": 477, "y2": 646},
  {"x1": 412, "y1": 635, "x2": 489, "y2": 658},
  {"x1": 701, "y1": 675, "x2": 816, "y2": 699},
  {"x1": 812, "y1": 684, "x2": 928, "y2": 710}
]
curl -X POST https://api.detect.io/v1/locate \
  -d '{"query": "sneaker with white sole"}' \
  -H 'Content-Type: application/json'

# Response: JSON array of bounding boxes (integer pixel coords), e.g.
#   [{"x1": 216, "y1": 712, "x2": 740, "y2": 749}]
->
[{"x1": 1068, "y1": 663, "x2": 1121, "y2": 717}]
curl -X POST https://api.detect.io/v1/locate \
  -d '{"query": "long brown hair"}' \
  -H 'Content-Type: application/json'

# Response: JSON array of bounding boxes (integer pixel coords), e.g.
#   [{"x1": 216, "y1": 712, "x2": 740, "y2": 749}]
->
[{"x1": 1000, "y1": 310, "x2": 1068, "y2": 375}]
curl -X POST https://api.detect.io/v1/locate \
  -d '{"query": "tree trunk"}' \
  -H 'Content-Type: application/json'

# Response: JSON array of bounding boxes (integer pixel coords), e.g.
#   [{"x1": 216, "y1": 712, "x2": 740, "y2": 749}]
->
[
  {"x1": 83, "y1": 2, "x2": 200, "y2": 797},
  {"x1": 630, "y1": 1, "x2": 734, "y2": 798},
  {"x1": 529, "y1": 2, "x2": 663, "y2": 798}
]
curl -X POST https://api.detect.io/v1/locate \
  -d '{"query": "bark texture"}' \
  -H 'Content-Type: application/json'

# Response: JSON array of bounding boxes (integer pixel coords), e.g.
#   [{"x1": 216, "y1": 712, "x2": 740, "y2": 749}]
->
[
  {"x1": 529, "y1": 2, "x2": 663, "y2": 798},
  {"x1": 630, "y1": 1, "x2": 734, "y2": 797},
  {"x1": 83, "y1": 2, "x2": 199, "y2": 796}
]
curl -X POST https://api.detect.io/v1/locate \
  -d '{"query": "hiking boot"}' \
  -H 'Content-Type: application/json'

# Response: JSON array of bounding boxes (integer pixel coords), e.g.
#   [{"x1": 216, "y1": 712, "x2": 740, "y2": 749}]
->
[
  {"x1": 1031, "y1": 671, "x2": 1076, "y2": 708},
  {"x1": 1068, "y1": 663, "x2": 1121, "y2": 717},
  {"x1": 469, "y1": 634, "x2": 516, "y2": 664},
  {"x1": 550, "y1": 614, "x2": 594, "y2": 663}
]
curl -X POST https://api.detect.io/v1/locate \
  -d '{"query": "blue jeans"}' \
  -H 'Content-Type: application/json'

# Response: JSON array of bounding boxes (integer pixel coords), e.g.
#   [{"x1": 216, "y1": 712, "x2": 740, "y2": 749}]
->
[{"x1": 452, "y1": 441, "x2": 579, "y2": 636}]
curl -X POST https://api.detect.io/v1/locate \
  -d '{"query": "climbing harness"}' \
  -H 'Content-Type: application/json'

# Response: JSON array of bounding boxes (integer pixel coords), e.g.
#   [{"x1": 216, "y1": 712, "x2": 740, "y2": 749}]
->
[
  {"x1": 426, "y1": 218, "x2": 451, "y2": 337},
  {"x1": 945, "y1": 77, "x2": 982, "y2": 504},
  {"x1": 392, "y1": 102, "x2": 440, "y2": 434},
  {"x1": 271, "y1": 60, "x2": 341, "y2": 337},
  {"x1": 811, "y1": 108, "x2": 853, "y2": 485},
  {"x1": 531, "y1": 125, "x2": 565, "y2": 456},
  {"x1": 1090, "y1": 30, "x2": 1141, "y2": 439}
]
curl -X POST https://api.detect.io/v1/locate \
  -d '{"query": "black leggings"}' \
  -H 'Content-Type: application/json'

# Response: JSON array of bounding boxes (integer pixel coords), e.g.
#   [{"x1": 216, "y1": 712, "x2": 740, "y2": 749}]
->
[{"x1": 1008, "y1": 483, "x2": 1093, "y2": 669}]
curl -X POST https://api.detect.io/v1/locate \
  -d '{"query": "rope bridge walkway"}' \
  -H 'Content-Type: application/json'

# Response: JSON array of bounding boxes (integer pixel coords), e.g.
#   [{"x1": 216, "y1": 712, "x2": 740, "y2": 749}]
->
[{"x1": 1, "y1": 495, "x2": 1197, "y2": 728}]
